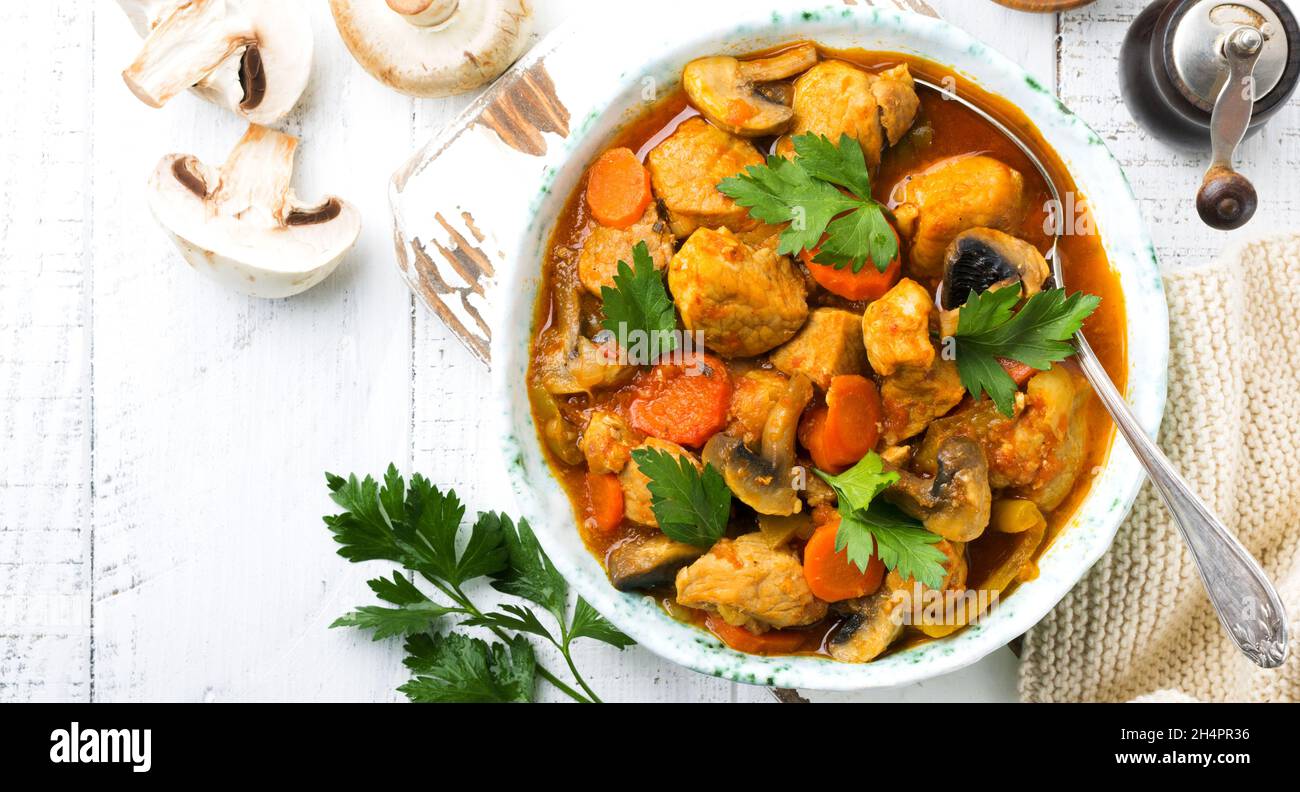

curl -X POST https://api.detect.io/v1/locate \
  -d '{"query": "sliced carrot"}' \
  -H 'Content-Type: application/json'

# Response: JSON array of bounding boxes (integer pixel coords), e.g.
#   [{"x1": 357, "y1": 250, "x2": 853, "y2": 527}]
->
[
  {"x1": 998, "y1": 358, "x2": 1037, "y2": 388},
  {"x1": 823, "y1": 375, "x2": 882, "y2": 460},
  {"x1": 798, "y1": 375, "x2": 881, "y2": 473},
  {"x1": 802, "y1": 518, "x2": 884, "y2": 602},
  {"x1": 704, "y1": 613, "x2": 809, "y2": 655},
  {"x1": 801, "y1": 226, "x2": 902, "y2": 302},
  {"x1": 798, "y1": 404, "x2": 840, "y2": 473},
  {"x1": 585, "y1": 147, "x2": 653, "y2": 230},
  {"x1": 628, "y1": 353, "x2": 732, "y2": 448},
  {"x1": 585, "y1": 472, "x2": 625, "y2": 535}
]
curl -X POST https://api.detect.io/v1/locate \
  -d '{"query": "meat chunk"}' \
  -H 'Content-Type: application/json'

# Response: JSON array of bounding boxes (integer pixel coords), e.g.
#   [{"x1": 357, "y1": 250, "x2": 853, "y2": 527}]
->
[
  {"x1": 862, "y1": 278, "x2": 936, "y2": 376},
  {"x1": 892, "y1": 155, "x2": 1027, "y2": 279},
  {"x1": 675, "y1": 533, "x2": 828, "y2": 632},
  {"x1": 1006, "y1": 366, "x2": 1090, "y2": 510},
  {"x1": 783, "y1": 61, "x2": 919, "y2": 169},
  {"x1": 618, "y1": 437, "x2": 698, "y2": 527},
  {"x1": 579, "y1": 411, "x2": 640, "y2": 474},
  {"x1": 647, "y1": 117, "x2": 765, "y2": 238},
  {"x1": 915, "y1": 365, "x2": 1090, "y2": 511},
  {"x1": 788, "y1": 60, "x2": 885, "y2": 168},
  {"x1": 726, "y1": 368, "x2": 789, "y2": 449},
  {"x1": 871, "y1": 64, "x2": 921, "y2": 146},
  {"x1": 607, "y1": 534, "x2": 705, "y2": 592},
  {"x1": 880, "y1": 357, "x2": 965, "y2": 445},
  {"x1": 769, "y1": 308, "x2": 867, "y2": 390},
  {"x1": 576, "y1": 203, "x2": 675, "y2": 297},
  {"x1": 669, "y1": 227, "x2": 808, "y2": 358}
]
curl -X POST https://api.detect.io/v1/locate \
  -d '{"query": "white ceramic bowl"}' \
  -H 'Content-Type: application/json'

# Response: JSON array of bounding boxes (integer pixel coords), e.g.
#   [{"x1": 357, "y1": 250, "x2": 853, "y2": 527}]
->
[{"x1": 392, "y1": 1, "x2": 1167, "y2": 690}]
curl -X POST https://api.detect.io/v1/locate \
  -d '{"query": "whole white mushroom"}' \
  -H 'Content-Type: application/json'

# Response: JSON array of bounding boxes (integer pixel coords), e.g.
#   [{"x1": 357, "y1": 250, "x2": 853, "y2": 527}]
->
[
  {"x1": 118, "y1": 0, "x2": 313, "y2": 125},
  {"x1": 147, "y1": 125, "x2": 362, "y2": 299},
  {"x1": 330, "y1": 0, "x2": 535, "y2": 97}
]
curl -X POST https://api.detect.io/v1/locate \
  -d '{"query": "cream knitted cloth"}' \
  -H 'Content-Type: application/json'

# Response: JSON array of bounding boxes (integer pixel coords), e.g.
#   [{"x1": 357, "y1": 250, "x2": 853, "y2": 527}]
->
[{"x1": 1020, "y1": 235, "x2": 1300, "y2": 703}]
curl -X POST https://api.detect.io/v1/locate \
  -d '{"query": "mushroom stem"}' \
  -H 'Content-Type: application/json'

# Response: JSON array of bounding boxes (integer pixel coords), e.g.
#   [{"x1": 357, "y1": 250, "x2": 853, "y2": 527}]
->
[
  {"x1": 123, "y1": 0, "x2": 256, "y2": 109},
  {"x1": 388, "y1": 0, "x2": 459, "y2": 27},
  {"x1": 212, "y1": 125, "x2": 299, "y2": 225},
  {"x1": 737, "y1": 43, "x2": 819, "y2": 83}
]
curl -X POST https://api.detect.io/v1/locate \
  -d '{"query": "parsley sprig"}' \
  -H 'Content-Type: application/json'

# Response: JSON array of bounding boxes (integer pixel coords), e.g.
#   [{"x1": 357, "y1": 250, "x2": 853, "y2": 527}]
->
[
  {"x1": 630, "y1": 447, "x2": 731, "y2": 547},
  {"x1": 815, "y1": 453, "x2": 948, "y2": 590},
  {"x1": 600, "y1": 241, "x2": 678, "y2": 354},
  {"x1": 952, "y1": 284, "x2": 1101, "y2": 416},
  {"x1": 325, "y1": 466, "x2": 633, "y2": 703},
  {"x1": 718, "y1": 133, "x2": 897, "y2": 273}
]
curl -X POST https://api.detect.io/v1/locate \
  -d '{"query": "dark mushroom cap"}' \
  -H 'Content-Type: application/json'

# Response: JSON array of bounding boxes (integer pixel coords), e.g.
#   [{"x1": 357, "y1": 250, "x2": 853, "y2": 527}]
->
[{"x1": 940, "y1": 228, "x2": 1050, "y2": 310}]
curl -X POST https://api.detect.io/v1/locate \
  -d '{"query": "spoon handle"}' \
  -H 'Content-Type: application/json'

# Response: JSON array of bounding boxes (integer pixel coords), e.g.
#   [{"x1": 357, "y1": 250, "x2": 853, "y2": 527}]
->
[{"x1": 1073, "y1": 335, "x2": 1289, "y2": 668}]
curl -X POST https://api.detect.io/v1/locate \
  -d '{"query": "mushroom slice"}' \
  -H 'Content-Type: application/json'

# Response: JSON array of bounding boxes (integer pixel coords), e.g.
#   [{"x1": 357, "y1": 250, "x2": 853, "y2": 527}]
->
[
  {"x1": 883, "y1": 437, "x2": 992, "y2": 543},
  {"x1": 330, "y1": 0, "x2": 535, "y2": 98},
  {"x1": 683, "y1": 44, "x2": 819, "y2": 137},
  {"x1": 606, "y1": 534, "x2": 705, "y2": 592},
  {"x1": 147, "y1": 124, "x2": 361, "y2": 299},
  {"x1": 827, "y1": 582, "x2": 907, "y2": 663},
  {"x1": 703, "y1": 374, "x2": 813, "y2": 516},
  {"x1": 535, "y1": 278, "x2": 633, "y2": 396},
  {"x1": 940, "y1": 228, "x2": 1052, "y2": 310},
  {"x1": 118, "y1": 0, "x2": 312, "y2": 125}
]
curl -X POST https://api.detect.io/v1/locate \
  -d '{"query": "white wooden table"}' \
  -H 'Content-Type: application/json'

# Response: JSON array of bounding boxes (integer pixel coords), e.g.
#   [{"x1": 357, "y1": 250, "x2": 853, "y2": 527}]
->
[{"x1": 4, "y1": 0, "x2": 1297, "y2": 703}]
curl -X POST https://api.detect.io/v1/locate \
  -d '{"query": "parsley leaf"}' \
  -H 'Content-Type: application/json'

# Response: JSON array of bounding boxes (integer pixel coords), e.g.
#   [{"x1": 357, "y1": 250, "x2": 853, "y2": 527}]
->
[
  {"x1": 600, "y1": 241, "x2": 678, "y2": 354},
  {"x1": 467, "y1": 598, "x2": 634, "y2": 653},
  {"x1": 817, "y1": 206, "x2": 898, "y2": 271},
  {"x1": 630, "y1": 447, "x2": 732, "y2": 548},
  {"x1": 400, "y1": 632, "x2": 535, "y2": 704},
  {"x1": 330, "y1": 571, "x2": 463, "y2": 640},
  {"x1": 326, "y1": 466, "x2": 510, "y2": 587},
  {"x1": 325, "y1": 471, "x2": 401, "y2": 564},
  {"x1": 792, "y1": 132, "x2": 873, "y2": 199},
  {"x1": 718, "y1": 133, "x2": 897, "y2": 273},
  {"x1": 331, "y1": 602, "x2": 461, "y2": 641},
  {"x1": 815, "y1": 453, "x2": 948, "y2": 589},
  {"x1": 841, "y1": 504, "x2": 948, "y2": 590},
  {"x1": 462, "y1": 602, "x2": 556, "y2": 641},
  {"x1": 568, "y1": 598, "x2": 636, "y2": 649},
  {"x1": 489, "y1": 513, "x2": 568, "y2": 621},
  {"x1": 953, "y1": 285, "x2": 1102, "y2": 416},
  {"x1": 719, "y1": 153, "x2": 858, "y2": 256},
  {"x1": 814, "y1": 451, "x2": 898, "y2": 508}
]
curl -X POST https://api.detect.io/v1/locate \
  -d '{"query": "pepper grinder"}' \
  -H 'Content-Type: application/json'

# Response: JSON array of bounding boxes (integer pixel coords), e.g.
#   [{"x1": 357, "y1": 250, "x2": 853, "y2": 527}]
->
[{"x1": 1119, "y1": 0, "x2": 1300, "y2": 230}]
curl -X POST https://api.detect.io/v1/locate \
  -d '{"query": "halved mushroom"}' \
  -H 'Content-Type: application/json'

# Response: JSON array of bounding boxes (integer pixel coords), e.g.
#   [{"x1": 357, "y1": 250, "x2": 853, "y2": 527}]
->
[
  {"x1": 883, "y1": 437, "x2": 992, "y2": 543},
  {"x1": 147, "y1": 125, "x2": 361, "y2": 299},
  {"x1": 683, "y1": 44, "x2": 819, "y2": 137},
  {"x1": 703, "y1": 374, "x2": 813, "y2": 516},
  {"x1": 535, "y1": 279, "x2": 633, "y2": 396},
  {"x1": 827, "y1": 581, "x2": 907, "y2": 663},
  {"x1": 939, "y1": 228, "x2": 1051, "y2": 311},
  {"x1": 118, "y1": 0, "x2": 313, "y2": 125},
  {"x1": 606, "y1": 534, "x2": 705, "y2": 592},
  {"x1": 330, "y1": 0, "x2": 534, "y2": 98}
]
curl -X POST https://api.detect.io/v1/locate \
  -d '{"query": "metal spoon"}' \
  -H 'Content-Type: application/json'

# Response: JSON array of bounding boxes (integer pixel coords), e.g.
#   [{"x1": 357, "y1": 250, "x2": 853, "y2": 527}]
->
[{"x1": 916, "y1": 77, "x2": 1289, "y2": 668}]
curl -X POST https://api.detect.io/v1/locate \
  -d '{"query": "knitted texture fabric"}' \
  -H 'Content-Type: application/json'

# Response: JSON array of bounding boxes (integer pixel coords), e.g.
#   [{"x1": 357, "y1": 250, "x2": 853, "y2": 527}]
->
[{"x1": 1019, "y1": 235, "x2": 1300, "y2": 703}]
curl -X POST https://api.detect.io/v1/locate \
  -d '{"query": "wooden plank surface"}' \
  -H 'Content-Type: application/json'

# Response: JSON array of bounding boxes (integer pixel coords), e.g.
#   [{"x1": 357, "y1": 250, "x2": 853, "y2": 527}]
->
[
  {"x1": 4, "y1": 0, "x2": 1292, "y2": 703},
  {"x1": 0, "y1": 2, "x2": 94, "y2": 703},
  {"x1": 87, "y1": 4, "x2": 416, "y2": 702}
]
